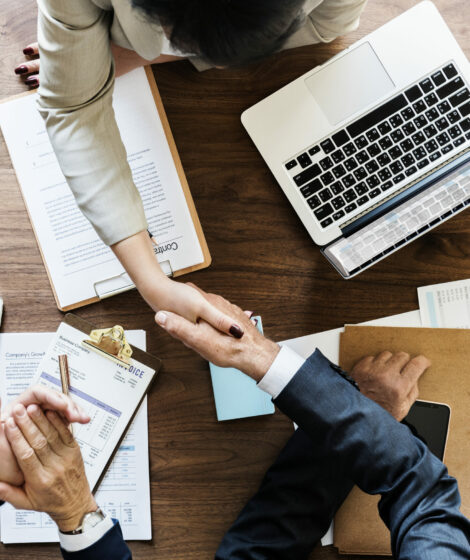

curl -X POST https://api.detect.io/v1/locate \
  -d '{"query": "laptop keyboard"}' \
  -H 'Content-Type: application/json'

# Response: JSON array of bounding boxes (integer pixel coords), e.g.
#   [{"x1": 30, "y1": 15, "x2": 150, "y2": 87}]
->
[
  {"x1": 285, "y1": 62, "x2": 470, "y2": 229},
  {"x1": 324, "y1": 165, "x2": 470, "y2": 277}
]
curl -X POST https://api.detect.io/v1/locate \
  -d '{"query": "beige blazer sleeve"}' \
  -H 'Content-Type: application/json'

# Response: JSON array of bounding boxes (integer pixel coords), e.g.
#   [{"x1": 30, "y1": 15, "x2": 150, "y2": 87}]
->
[
  {"x1": 282, "y1": 0, "x2": 369, "y2": 50},
  {"x1": 37, "y1": 0, "x2": 148, "y2": 246}
]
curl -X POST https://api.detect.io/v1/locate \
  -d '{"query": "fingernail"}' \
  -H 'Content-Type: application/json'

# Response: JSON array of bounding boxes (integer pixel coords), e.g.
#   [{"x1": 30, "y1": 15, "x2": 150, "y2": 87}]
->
[
  {"x1": 23, "y1": 47, "x2": 34, "y2": 55},
  {"x1": 25, "y1": 78, "x2": 38, "y2": 86},
  {"x1": 156, "y1": 311, "x2": 168, "y2": 326},
  {"x1": 14, "y1": 404, "x2": 26, "y2": 417},
  {"x1": 229, "y1": 324, "x2": 244, "y2": 339},
  {"x1": 7, "y1": 418, "x2": 17, "y2": 429},
  {"x1": 14, "y1": 65, "x2": 28, "y2": 75},
  {"x1": 28, "y1": 405, "x2": 40, "y2": 417}
]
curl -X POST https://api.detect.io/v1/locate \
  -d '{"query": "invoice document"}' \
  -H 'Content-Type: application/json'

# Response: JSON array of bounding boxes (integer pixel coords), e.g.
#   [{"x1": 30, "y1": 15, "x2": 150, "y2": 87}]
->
[
  {"x1": 0, "y1": 67, "x2": 204, "y2": 310},
  {"x1": 418, "y1": 278, "x2": 470, "y2": 328},
  {"x1": 0, "y1": 330, "x2": 152, "y2": 543}
]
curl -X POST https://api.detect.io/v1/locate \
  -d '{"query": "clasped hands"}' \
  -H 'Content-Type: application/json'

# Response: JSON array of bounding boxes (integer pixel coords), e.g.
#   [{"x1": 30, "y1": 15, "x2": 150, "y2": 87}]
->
[{"x1": 0, "y1": 285, "x2": 430, "y2": 533}]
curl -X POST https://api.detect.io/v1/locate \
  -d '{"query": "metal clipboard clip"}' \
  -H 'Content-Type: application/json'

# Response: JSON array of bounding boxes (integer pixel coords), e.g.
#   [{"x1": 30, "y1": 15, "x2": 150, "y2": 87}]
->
[
  {"x1": 93, "y1": 231, "x2": 173, "y2": 300},
  {"x1": 82, "y1": 326, "x2": 133, "y2": 369},
  {"x1": 93, "y1": 260, "x2": 173, "y2": 300}
]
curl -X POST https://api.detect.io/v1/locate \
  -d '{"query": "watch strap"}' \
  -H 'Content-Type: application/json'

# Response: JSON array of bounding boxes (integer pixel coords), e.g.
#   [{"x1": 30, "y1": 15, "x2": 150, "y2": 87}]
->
[{"x1": 61, "y1": 507, "x2": 105, "y2": 535}]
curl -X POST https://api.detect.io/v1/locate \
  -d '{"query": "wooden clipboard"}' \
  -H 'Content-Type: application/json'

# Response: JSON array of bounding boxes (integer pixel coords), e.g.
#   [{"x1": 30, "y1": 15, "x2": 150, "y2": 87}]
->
[
  {"x1": 62, "y1": 313, "x2": 161, "y2": 493},
  {"x1": 1, "y1": 67, "x2": 211, "y2": 312}
]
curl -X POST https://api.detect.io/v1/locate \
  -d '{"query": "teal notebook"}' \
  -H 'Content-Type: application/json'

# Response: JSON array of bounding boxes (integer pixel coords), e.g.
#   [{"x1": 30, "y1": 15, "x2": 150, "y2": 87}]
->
[{"x1": 209, "y1": 316, "x2": 275, "y2": 421}]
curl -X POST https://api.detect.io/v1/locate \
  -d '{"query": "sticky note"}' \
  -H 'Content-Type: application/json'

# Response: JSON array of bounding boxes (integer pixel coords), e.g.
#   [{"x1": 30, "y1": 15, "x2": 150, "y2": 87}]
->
[{"x1": 209, "y1": 316, "x2": 275, "y2": 421}]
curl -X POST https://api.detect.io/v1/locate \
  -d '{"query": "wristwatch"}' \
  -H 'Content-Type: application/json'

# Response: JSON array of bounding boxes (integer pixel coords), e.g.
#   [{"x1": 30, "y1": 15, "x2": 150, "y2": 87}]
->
[{"x1": 61, "y1": 507, "x2": 106, "y2": 535}]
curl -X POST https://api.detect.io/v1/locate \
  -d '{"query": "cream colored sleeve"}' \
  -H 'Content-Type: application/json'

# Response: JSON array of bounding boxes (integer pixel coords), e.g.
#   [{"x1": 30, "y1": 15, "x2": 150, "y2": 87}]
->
[
  {"x1": 307, "y1": 0, "x2": 369, "y2": 42},
  {"x1": 37, "y1": 0, "x2": 148, "y2": 246},
  {"x1": 280, "y1": 0, "x2": 369, "y2": 52}
]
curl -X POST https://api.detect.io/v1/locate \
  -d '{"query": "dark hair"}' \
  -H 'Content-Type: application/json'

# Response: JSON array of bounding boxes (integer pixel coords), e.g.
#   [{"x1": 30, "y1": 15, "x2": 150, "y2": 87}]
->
[{"x1": 131, "y1": 0, "x2": 305, "y2": 67}]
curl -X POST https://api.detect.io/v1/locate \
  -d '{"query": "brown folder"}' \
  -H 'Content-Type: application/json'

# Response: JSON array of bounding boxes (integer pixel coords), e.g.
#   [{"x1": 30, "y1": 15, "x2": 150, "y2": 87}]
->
[{"x1": 334, "y1": 325, "x2": 470, "y2": 555}]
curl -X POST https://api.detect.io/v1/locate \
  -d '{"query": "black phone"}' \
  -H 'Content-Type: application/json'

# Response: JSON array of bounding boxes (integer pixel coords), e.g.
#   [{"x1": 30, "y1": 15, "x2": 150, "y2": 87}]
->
[{"x1": 403, "y1": 400, "x2": 451, "y2": 461}]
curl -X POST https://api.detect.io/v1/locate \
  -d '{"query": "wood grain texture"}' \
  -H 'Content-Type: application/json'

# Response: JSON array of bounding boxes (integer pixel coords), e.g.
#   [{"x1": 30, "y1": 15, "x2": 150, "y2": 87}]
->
[{"x1": 0, "y1": 1, "x2": 469, "y2": 558}]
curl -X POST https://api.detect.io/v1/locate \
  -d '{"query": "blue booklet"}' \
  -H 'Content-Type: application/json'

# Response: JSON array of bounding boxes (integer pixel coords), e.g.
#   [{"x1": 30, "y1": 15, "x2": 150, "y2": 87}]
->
[{"x1": 209, "y1": 316, "x2": 275, "y2": 421}]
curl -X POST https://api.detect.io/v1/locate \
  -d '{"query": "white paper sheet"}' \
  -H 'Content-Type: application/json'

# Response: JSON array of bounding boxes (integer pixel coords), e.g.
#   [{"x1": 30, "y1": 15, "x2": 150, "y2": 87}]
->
[
  {"x1": 418, "y1": 278, "x2": 470, "y2": 328},
  {"x1": 0, "y1": 67, "x2": 204, "y2": 309},
  {"x1": 0, "y1": 330, "x2": 152, "y2": 543},
  {"x1": 280, "y1": 309, "x2": 422, "y2": 546}
]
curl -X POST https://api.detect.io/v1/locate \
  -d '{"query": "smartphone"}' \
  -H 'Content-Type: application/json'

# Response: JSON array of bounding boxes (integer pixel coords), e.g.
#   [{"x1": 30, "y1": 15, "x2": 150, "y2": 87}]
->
[{"x1": 403, "y1": 400, "x2": 451, "y2": 461}]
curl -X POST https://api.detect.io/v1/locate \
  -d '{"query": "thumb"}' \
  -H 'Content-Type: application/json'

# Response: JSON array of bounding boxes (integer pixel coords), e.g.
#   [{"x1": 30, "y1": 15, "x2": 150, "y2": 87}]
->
[
  {"x1": 0, "y1": 482, "x2": 32, "y2": 510},
  {"x1": 155, "y1": 311, "x2": 200, "y2": 347}
]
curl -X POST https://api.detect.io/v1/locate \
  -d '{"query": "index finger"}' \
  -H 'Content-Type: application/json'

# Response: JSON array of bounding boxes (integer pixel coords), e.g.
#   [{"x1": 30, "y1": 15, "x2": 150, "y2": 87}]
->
[
  {"x1": 186, "y1": 283, "x2": 250, "y2": 330},
  {"x1": 4, "y1": 417, "x2": 42, "y2": 477},
  {"x1": 2, "y1": 386, "x2": 89, "y2": 425},
  {"x1": 401, "y1": 355, "x2": 431, "y2": 389}
]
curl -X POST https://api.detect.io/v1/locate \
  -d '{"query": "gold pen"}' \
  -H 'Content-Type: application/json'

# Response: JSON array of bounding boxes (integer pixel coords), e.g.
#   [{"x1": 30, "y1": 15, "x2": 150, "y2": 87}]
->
[{"x1": 58, "y1": 354, "x2": 73, "y2": 435}]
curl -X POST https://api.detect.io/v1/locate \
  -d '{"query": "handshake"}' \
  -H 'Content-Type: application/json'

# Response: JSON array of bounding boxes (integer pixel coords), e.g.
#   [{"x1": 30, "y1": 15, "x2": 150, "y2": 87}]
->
[{"x1": 0, "y1": 288, "x2": 429, "y2": 536}]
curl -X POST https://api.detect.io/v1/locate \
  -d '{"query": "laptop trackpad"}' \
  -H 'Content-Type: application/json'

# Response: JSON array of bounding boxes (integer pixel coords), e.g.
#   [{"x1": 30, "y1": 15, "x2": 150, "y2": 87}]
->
[{"x1": 305, "y1": 42, "x2": 395, "y2": 126}]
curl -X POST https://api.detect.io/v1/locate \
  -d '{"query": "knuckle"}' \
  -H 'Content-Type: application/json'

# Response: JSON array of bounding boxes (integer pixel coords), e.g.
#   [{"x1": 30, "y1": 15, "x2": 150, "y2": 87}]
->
[
  {"x1": 397, "y1": 351, "x2": 410, "y2": 361},
  {"x1": 33, "y1": 437, "x2": 48, "y2": 451},
  {"x1": 413, "y1": 354, "x2": 431, "y2": 369},
  {"x1": 21, "y1": 447, "x2": 36, "y2": 462},
  {"x1": 215, "y1": 315, "x2": 227, "y2": 331}
]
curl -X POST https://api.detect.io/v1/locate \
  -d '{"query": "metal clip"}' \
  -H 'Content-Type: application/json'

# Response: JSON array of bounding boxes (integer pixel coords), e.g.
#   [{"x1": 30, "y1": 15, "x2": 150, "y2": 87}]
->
[{"x1": 82, "y1": 326, "x2": 133, "y2": 369}]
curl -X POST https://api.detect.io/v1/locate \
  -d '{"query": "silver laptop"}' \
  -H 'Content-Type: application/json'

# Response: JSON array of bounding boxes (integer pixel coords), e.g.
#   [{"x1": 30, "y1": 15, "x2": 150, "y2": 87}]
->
[{"x1": 242, "y1": 1, "x2": 470, "y2": 278}]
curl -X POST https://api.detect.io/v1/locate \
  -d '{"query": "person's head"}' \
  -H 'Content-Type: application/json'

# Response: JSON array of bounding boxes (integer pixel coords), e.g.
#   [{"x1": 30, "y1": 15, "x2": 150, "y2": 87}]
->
[{"x1": 131, "y1": 0, "x2": 306, "y2": 67}]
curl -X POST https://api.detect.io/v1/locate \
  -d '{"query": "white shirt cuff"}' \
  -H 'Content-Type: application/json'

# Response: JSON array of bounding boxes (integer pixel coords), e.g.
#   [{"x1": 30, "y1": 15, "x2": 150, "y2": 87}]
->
[
  {"x1": 59, "y1": 511, "x2": 114, "y2": 552},
  {"x1": 258, "y1": 346, "x2": 306, "y2": 399}
]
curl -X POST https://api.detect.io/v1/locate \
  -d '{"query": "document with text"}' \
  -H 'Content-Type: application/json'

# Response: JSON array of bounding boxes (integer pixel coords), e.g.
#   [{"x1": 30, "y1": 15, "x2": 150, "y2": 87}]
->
[
  {"x1": 0, "y1": 67, "x2": 206, "y2": 310},
  {"x1": 0, "y1": 330, "x2": 152, "y2": 543},
  {"x1": 418, "y1": 278, "x2": 470, "y2": 328}
]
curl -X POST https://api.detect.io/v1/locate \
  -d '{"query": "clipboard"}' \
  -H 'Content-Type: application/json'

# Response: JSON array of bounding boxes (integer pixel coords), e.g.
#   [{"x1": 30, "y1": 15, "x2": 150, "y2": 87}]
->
[
  {"x1": 0, "y1": 67, "x2": 211, "y2": 312},
  {"x1": 61, "y1": 313, "x2": 162, "y2": 493}
]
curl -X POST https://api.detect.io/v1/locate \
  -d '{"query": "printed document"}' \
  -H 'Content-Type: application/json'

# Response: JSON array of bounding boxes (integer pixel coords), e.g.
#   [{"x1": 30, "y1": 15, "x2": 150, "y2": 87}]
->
[
  {"x1": 418, "y1": 278, "x2": 470, "y2": 328},
  {"x1": 0, "y1": 68, "x2": 204, "y2": 309},
  {"x1": 0, "y1": 330, "x2": 152, "y2": 543}
]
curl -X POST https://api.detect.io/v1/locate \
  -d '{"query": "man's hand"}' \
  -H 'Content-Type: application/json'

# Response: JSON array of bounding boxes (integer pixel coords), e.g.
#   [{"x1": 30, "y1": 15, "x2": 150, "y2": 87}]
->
[
  {"x1": 155, "y1": 285, "x2": 280, "y2": 382},
  {"x1": 350, "y1": 351, "x2": 431, "y2": 421},
  {"x1": 1, "y1": 385, "x2": 90, "y2": 425},
  {"x1": 0, "y1": 404, "x2": 96, "y2": 532},
  {"x1": 0, "y1": 416, "x2": 23, "y2": 486},
  {"x1": 0, "y1": 387, "x2": 89, "y2": 487}
]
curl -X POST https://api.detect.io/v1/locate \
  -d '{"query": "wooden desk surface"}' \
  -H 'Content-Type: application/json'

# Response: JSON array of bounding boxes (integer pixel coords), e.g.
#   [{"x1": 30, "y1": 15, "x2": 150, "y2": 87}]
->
[{"x1": 0, "y1": 1, "x2": 468, "y2": 558}]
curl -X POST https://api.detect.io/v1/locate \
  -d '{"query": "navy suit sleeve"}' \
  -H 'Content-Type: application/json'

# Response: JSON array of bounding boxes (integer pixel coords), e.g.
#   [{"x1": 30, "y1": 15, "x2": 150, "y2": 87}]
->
[
  {"x1": 60, "y1": 520, "x2": 132, "y2": 560},
  {"x1": 274, "y1": 349, "x2": 470, "y2": 559},
  {"x1": 215, "y1": 428, "x2": 353, "y2": 560}
]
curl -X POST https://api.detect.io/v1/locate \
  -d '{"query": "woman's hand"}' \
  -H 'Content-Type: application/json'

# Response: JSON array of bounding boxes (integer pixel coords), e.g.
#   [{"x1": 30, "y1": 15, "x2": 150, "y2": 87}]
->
[
  {"x1": 112, "y1": 232, "x2": 245, "y2": 338},
  {"x1": 156, "y1": 280, "x2": 245, "y2": 338},
  {"x1": 14, "y1": 42, "x2": 40, "y2": 88},
  {"x1": 156, "y1": 288, "x2": 279, "y2": 380}
]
